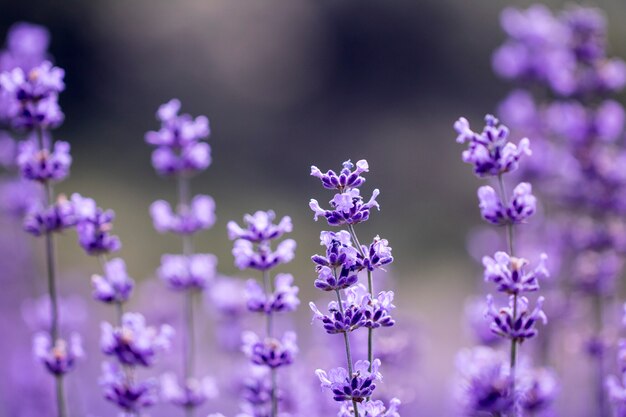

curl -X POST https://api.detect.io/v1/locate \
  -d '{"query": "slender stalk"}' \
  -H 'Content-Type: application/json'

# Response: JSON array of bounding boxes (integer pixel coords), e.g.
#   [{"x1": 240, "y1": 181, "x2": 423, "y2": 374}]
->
[
  {"x1": 44, "y1": 181, "x2": 68, "y2": 417},
  {"x1": 335, "y1": 289, "x2": 360, "y2": 417},
  {"x1": 262, "y1": 269, "x2": 278, "y2": 417},
  {"x1": 347, "y1": 224, "x2": 374, "y2": 373},
  {"x1": 497, "y1": 174, "x2": 518, "y2": 417},
  {"x1": 177, "y1": 174, "x2": 196, "y2": 417},
  {"x1": 593, "y1": 293, "x2": 608, "y2": 417}
]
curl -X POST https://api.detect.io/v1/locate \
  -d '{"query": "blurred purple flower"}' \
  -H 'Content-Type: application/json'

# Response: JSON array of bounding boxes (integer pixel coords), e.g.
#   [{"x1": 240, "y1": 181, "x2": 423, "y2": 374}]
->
[
  {"x1": 150, "y1": 194, "x2": 216, "y2": 235},
  {"x1": 242, "y1": 331, "x2": 298, "y2": 369},
  {"x1": 158, "y1": 253, "x2": 217, "y2": 291},
  {"x1": 92, "y1": 257, "x2": 134, "y2": 304},
  {"x1": 33, "y1": 332, "x2": 83, "y2": 375},
  {"x1": 245, "y1": 273, "x2": 300, "y2": 314}
]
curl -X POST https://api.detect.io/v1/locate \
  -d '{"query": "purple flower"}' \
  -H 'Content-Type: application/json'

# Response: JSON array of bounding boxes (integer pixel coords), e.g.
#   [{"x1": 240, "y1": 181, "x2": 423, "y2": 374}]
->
[
  {"x1": 145, "y1": 99, "x2": 211, "y2": 176},
  {"x1": 72, "y1": 193, "x2": 121, "y2": 255},
  {"x1": 483, "y1": 251, "x2": 548, "y2": 294},
  {"x1": 242, "y1": 331, "x2": 298, "y2": 368},
  {"x1": 23, "y1": 194, "x2": 75, "y2": 236},
  {"x1": 100, "y1": 362, "x2": 158, "y2": 412},
  {"x1": 232, "y1": 238, "x2": 296, "y2": 271},
  {"x1": 309, "y1": 297, "x2": 366, "y2": 334},
  {"x1": 0, "y1": 61, "x2": 64, "y2": 129},
  {"x1": 454, "y1": 115, "x2": 531, "y2": 178},
  {"x1": 158, "y1": 253, "x2": 217, "y2": 291},
  {"x1": 160, "y1": 372, "x2": 218, "y2": 408},
  {"x1": 227, "y1": 210, "x2": 292, "y2": 243},
  {"x1": 339, "y1": 398, "x2": 401, "y2": 417},
  {"x1": 464, "y1": 297, "x2": 503, "y2": 346},
  {"x1": 313, "y1": 265, "x2": 358, "y2": 292},
  {"x1": 518, "y1": 366, "x2": 559, "y2": 413},
  {"x1": 310, "y1": 159, "x2": 369, "y2": 191},
  {"x1": 310, "y1": 188, "x2": 380, "y2": 226},
  {"x1": 312, "y1": 230, "x2": 360, "y2": 269},
  {"x1": 150, "y1": 194, "x2": 216, "y2": 235},
  {"x1": 91, "y1": 258, "x2": 134, "y2": 304},
  {"x1": 478, "y1": 182, "x2": 537, "y2": 225},
  {"x1": 245, "y1": 273, "x2": 300, "y2": 313},
  {"x1": 316, "y1": 359, "x2": 382, "y2": 403},
  {"x1": 100, "y1": 312, "x2": 173, "y2": 367},
  {"x1": 240, "y1": 365, "x2": 273, "y2": 408},
  {"x1": 360, "y1": 235, "x2": 394, "y2": 271},
  {"x1": 485, "y1": 295, "x2": 547, "y2": 341},
  {"x1": 454, "y1": 347, "x2": 513, "y2": 415},
  {"x1": 17, "y1": 139, "x2": 71, "y2": 182},
  {"x1": 0, "y1": 22, "x2": 50, "y2": 72},
  {"x1": 33, "y1": 332, "x2": 83, "y2": 375}
]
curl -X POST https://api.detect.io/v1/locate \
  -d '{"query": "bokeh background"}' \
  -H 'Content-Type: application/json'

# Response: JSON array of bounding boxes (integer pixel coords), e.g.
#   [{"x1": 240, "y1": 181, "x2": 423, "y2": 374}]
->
[{"x1": 2, "y1": 0, "x2": 626, "y2": 415}]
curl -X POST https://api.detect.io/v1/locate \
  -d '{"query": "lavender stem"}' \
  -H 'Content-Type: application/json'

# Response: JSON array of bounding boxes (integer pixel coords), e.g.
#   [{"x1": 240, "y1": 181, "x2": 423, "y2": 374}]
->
[
  {"x1": 347, "y1": 224, "x2": 374, "y2": 374},
  {"x1": 335, "y1": 288, "x2": 360, "y2": 417},
  {"x1": 178, "y1": 174, "x2": 196, "y2": 417},
  {"x1": 262, "y1": 269, "x2": 278, "y2": 417}
]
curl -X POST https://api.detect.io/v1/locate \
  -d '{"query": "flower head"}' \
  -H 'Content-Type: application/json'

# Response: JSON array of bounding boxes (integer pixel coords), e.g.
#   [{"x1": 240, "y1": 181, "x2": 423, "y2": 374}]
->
[
  {"x1": 242, "y1": 331, "x2": 298, "y2": 368},
  {"x1": 91, "y1": 257, "x2": 134, "y2": 303},
  {"x1": 483, "y1": 251, "x2": 548, "y2": 294},
  {"x1": 100, "y1": 312, "x2": 173, "y2": 367},
  {"x1": 17, "y1": 139, "x2": 71, "y2": 182},
  {"x1": 150, "y1": 194, "x2": 216, "y2": 235},
  {"x1": 23, "y1": 194, "x2": 75, "y2": 236},
  {"x1": 245, "y1": 273, "x2": 300, "y2": 314},
  {"x1": 158, "y1": 253, "x2": 217, "y2": 291},
  {"x1": 100, "y1": 362, "x2": 158, "y2": 412},
  {"x1": 310, "y1": 188, "x2": 380, "y2": 226},
  {"x1": 455, "y1": 115, "x2": 531, "y2": 178},
  {"x1": 478, "y1": 182, "x2": 537, "y2": 225},
  {"x1": 310, "y1": 159, "x2": 369, "y2": 191},
  {"x1": 161, "y1": 372, "x2": 218, "y2": 409},
  {"x1": 33, "y1": 332, "x2": 83, "y2": 375},
  {"x1": 316, "y1": 359, "x2": 382, "y2": 403},
  {"x1": 227, "y1": 210, "x2": 292, "y2": 243},
  {"x1": 485, "y1": 295, "x2": 547, "y2": 341},
  {"x1": 71, "y1": 193, "x2": 121, "y2": 256}
]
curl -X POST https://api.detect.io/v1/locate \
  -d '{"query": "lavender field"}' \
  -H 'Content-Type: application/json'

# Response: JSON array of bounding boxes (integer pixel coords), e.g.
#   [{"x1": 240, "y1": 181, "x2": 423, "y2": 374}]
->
[{"x1": 2, "y1": 1, "x2": 626, "y2": 417}]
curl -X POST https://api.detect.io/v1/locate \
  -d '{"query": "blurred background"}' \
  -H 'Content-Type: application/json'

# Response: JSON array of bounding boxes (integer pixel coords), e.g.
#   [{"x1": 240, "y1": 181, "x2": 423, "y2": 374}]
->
[{"x1": 2, "y1": 0, "x2": 626, "y2": 415}]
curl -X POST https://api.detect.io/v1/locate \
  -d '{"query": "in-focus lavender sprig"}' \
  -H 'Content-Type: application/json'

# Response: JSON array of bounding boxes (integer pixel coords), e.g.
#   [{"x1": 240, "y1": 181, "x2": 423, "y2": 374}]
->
[{"x1": 309, "y1": 159, "x2": 399, "y2": 417}]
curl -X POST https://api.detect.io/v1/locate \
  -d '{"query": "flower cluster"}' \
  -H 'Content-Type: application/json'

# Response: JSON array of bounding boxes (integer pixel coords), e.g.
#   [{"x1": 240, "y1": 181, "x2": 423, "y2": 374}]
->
[
  {"x1": 309, "y1": 159, "x2": 399, "y2": 416},
  {"x1": 146, "y1": 98, "x2": 219, "y2": 411},
  {"x1": 228, "y1": 209, "x2": 300, "y2": 416},
  {"x1": 145, "y1": 98, "x2": 210, "y2": 176},
  {"x1": 455, "y1": 115, "x2": 552, "y2": 413}
]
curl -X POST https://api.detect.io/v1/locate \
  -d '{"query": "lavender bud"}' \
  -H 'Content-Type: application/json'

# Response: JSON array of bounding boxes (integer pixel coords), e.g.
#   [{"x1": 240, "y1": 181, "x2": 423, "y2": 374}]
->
[
  {"x1": 242, "y1": 331, "x2": 298, "y2": 368},
  {"x1": 100, "y1": 362, "x2": 158, "y2": 412},
  {"x1": 482, "y1": 251, "x2": 548, "y2": 294},
  {"x1": 17, "y1": 139, "x2": 71, "y2": 182},
  {"x1": 150, "y1": 194, "x2": 216, "y2": 235},
  {"x1": 160, "y1": 372, "x2": 218, "y2": 408},
  {"x1": 91, "y1": 257, "x2": 134, "y2": 304},
  {"x1": 316, "y1": 359, "x2": 382, "y2": 403},
  {"x1": 33, "y1": 332, "x2": 83, "y2": 375},
  {"x1": 485, "y1": 294, "x2": 547, "y2": 341},
  {"x1": 157, "y1": 253, "x2": 217, "y2": 291},
  {"x1": 245, "y1": 273, "x2": 300, "y2": 313}
]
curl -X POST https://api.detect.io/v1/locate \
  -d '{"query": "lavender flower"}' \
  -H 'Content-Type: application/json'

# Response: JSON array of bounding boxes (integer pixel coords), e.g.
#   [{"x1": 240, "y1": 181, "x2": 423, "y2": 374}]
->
[
  {"x1": 360, "y1": 236, "x2": 394, "y2": 272},
  {"x1": 100, "y1": 312, "x2": 173, "y2": 367},
  {"x1": 316, "y1": 359, "x2": 382, "y2": 403},
  {"x1": 145, "y1": 98, "x2": 211, "y2": 176},
  {"x1": 161, "y1": 372, "x2": 218, "y2": 408},
  {"x1": 309, "y1": 187, "x2": 380, "y2": 226},
  {"x1": 310, "y1": 159, "x2": 369, "y2": 191},
  {"x1": 454, "y1": 115, "x2": 531, "y2": 177},
  {"x1": 227, "y1": 210, "x2": 292, "y2": 242},
  {"x1": 232, "y1": 237, "x2": 296, "y2": 271},
  {"x1": 157, "y1": 253, "x2": 217, "y2": 291},
  {"x1": 242, "y1": 331, "x2": 298, "y2": 369},
  {"x1": 310, "y1": 298, "x2": 366, "y2": 334},
  {"x1": 33, "y1": 332, "x2": 83, "y2": 376},
  {"x1": 454, "y1": 347, "x2": 514, "y2": 415},
  {"x1": 150, "y1": 194, "x2": 216, "y2": 235},
  {"x1": 482, "y1": 252, "x2": 548, "y2": 294},
  {"x1": 0, "y1": 61, "x2": 64, "y2": 129},
  {"x1": 0, "y1": 22, "x2": 50, "y2": 72},
  {"x1": 338, "y1": 398, "x2": 401, "y2": 417},
  {"x1": 71, "y1": 193, "x2": 121, "y2": 255},
  {"x1": 23, "y1": 195, "x2": 75, "y2": 236},
  {"x1": 17, "y1": 139, "x2": 71, "y2": 182},
  {"x1": 100, "y1": 362, "x2": 158, "y2": 412},
  {"x1": 245, "y1": 273, "x2": 300, "y2": 313},
  {"x1": 91, "y1": 258, "x2": 134, "y2": 304},
  {"x1": 478, "y1": 182, "x2": 537, "y2": 225},
  {"x1": 518, "y1": 366, "x2": 559, "y2": 414},
  {"x1": 485, "y1": 294, "x2": 547, "y2": 341}
]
